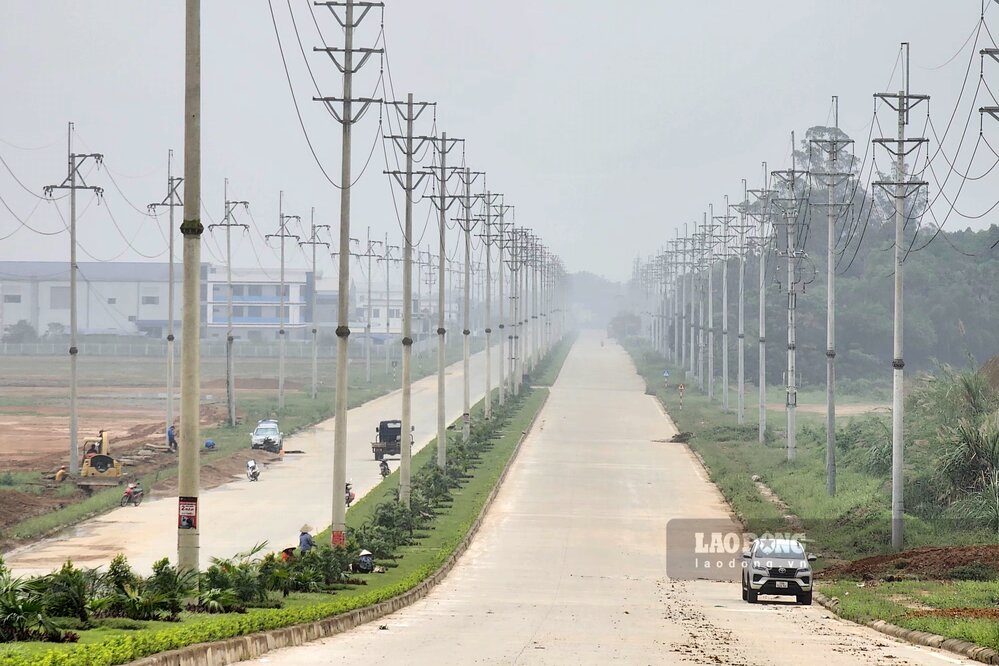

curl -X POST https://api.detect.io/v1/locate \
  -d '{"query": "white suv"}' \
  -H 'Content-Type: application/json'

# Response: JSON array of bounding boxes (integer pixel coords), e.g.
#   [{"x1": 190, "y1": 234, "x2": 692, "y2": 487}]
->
[
  {"x1": 250, "y1": 420, "x2": 283, "y2": 453},
  {"x1": 741, "y1": 538, "x2": 816, "y2": 605}
]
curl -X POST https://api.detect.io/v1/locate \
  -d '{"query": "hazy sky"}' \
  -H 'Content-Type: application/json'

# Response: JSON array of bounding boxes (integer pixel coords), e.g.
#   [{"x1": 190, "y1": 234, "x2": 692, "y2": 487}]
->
[{"x1": 1, "y1": 1, "x2": 996, "y2": 281}]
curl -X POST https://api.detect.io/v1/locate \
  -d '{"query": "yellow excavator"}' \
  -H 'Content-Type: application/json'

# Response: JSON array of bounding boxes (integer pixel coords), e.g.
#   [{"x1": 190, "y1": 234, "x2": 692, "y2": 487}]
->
[{"x1": 79, "y1": 430, "x2": 123, "y2": 488}]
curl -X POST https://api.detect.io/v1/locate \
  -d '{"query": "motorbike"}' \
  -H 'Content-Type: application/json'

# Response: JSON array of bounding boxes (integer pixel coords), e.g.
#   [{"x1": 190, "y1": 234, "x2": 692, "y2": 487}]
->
[
  {"x1": 247, "y1": 460, "x2": 260, "y2": 482},
  {"x1": 260, "y1": 437, "x2": 281, "y2": 454},
  {"x1": 120, "y1": 482, "x2": 144, "y2": 507},
  {"x1": 345, "y1": 482, "x2": 356, "y2": 507},
  {"x1": 379, "y1": 460, "x2": 390, "y2": 479}
]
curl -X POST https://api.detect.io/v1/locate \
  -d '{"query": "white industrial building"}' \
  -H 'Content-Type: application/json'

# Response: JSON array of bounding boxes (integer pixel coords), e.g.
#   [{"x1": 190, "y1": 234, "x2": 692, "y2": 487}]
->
[
  {"x1": 0, "y1": 261, "x2": 328, "y2": 342},
  {"x1": 0, "y1": 260, "x2": 478, "y2": 345},
  {"x1": 0, "y1": 261, "x2": 183, "y2": 338}
]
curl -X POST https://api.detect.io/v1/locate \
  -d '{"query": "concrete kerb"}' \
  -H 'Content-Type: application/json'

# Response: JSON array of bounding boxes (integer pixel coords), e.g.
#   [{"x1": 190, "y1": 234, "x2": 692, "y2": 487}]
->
[
  {"x1": 648, "y1": 391, "x2": 999, "y2": 666},
  {"x1": 814, "y1": 592, "x2": 999, "y2": 665},
  {"x1": 131, "y1": 389, "x2": 552, "y2": 666}
]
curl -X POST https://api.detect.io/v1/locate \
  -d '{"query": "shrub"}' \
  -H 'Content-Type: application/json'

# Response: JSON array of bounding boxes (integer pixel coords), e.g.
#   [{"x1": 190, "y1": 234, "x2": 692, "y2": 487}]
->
[
  {"x1": 146, "y1": 559, "x2": 196, "y2": 618},
  {"x1": 945, "y1": 563, "x2": 998, "y2": 581},
  {"x1": 41, "y1": 562, "x2": 91, "y2": 623}
]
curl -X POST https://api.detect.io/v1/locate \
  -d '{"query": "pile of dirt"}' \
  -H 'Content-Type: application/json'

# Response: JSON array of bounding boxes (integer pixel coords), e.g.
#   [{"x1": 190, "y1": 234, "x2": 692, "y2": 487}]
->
[
  {"x1": 907, "y1": 608, "x2": 999, "y2": 620},
  {"x1": 820, "y1": 545, "x2": 999, "y2": 580},
  {"x1": 983, "y1": 353, "x2": 999, "y2": 391},
  {"x1": 0, "y1": 489, "x2": 72, "y2": 548}
]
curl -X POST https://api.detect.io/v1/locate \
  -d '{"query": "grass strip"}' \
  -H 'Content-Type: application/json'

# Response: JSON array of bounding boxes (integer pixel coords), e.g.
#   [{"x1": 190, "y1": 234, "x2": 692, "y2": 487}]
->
[
  {"x1": 622, "y1": 340, "x2": 996, "y2": 562},
  {"x1": 820, "y1": 579, "x2": 999, "y2": 652}
]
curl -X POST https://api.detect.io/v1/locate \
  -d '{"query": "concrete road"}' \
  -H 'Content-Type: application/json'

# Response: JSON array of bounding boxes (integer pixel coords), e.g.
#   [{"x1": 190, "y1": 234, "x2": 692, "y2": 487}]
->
[
  {"x1": 6, "y1": 347, "x2": 503, "y2": 576},
  {"x1": 254, "y1": 332, "x2": 972, "y2": 665}
]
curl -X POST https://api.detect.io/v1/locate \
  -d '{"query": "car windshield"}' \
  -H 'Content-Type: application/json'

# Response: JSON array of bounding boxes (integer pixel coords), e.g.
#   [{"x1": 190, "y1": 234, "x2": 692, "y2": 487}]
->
[
  {"x1": 754, "y1": 540, "x2": 805, "y2": 559},
  {"x1": 255, "y1": 426, "x2": 278, "y2": 437}
]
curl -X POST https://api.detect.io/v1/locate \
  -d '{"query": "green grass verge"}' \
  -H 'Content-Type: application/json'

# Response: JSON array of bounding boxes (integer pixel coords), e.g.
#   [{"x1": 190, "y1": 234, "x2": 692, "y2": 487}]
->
[
  {"x1": 820, "y1": 579, "x2": 999, "y2": 651},
  {"x1": 0, "y1": 341, "x2": 563, "y2": 666},
  {"x1": 622, "y1": 339, "x2": 996, "y2": 563}
]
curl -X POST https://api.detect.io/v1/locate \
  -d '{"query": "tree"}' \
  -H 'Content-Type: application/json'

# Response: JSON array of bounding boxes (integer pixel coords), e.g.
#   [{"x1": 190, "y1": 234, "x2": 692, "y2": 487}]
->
[
  {"x1": 2, "y1": 320, "x2": 38, "y2": 343},
  {"x1": 45, "y1": 322, "x2": 65, "y2": 339}
]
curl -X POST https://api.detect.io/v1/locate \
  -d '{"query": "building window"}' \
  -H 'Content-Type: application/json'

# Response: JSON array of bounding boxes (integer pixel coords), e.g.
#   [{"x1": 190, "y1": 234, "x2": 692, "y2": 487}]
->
[
  {"x1": 372, "y1": 308, "x2": 380, "y2": 319},
  {"x1": 128, "y1": 315, "x2": 136, "y2": 322},
  {"x1": 3, "y1": 294, "x2": 21, "y2": 304},
  {"x1": 389, "y1": 308, "x2": 401, "y2": 318},
  {"x1": 142, "y1": 296, "x2": 159, "y2": 305},
  {"x1": 107, "y1": 297, "x2": 117, "y2": 305},
  {"x1": 248, "y1": 306, "x2": 262, "y2": 318},
  {"x1": 248, "y1": 285, "x2": 262, "y2": 297}
]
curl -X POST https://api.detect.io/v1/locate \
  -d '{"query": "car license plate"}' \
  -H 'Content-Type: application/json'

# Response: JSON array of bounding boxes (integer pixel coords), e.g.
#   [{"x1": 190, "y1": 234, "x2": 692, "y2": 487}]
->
[{"x1": 775, "y1": 581, "x2": 788, "y2": 589}]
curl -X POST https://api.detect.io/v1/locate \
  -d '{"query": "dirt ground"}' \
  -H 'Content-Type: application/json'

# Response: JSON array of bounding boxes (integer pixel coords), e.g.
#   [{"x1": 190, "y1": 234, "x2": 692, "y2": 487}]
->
[
  {"x1": 819, "y1": 545, "x2": 999, "y2": 580},
  {"x1": 0, "y1": 355, "x2": 249, "y2": 549},
  {"x1": 767, "y1": 402, "x2": 889, "y2": 416}
]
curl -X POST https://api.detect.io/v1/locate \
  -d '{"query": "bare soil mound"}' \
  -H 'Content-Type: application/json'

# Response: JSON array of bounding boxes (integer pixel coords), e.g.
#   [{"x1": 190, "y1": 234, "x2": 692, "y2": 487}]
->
[
  {"x1": 820, "y1": 545, "x2": 999, "y2": 580},
  {"x1": 0, "y1": 489, "x2": 67, "y2": 550}
]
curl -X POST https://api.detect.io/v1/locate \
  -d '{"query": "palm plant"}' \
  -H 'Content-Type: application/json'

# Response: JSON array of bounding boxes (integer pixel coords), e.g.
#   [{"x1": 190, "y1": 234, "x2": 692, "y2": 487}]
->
[
  {"x1": 147, "y1": 558, "x2": 197, "y2": 618},
  {"x1": 0, "y1": 570, "x2": 60, "y2": 642},
  {"x1": 40, "y1": 561, "x2": 91, "y2": 623}
]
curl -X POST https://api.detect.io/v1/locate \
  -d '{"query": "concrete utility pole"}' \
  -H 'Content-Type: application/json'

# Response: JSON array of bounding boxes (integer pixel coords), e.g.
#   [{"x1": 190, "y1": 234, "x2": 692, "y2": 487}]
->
[
  {"x1": 747, "y1": 170, "x2": 773, "y2": 444},
  {"x1": 385, "y1": 94, "x2": 433, "y2": 505},
  {"x1": 696, "y1": 216, "x2": 707, "y2": 391},
  {"x1": 714, "y1": 198, "x2": 736, "y2": 412},
  {"x1": 426, "y1": 133, "x2": 462, "y2": 469},
  {"x1": 207, "y1": 181, "x2": 248, "y2": 427},
  {"x1": 380, "y1": 233, "x2": 400, "y2": 375},
  {"x1": 480, "y1": 192, "x2": 502, "y2": 419},
  {"x1": 531, "y1": 240, "x2": 543, "y2": 373},
  {"x1": 772, "y1": 140, "x2": 810, "y2": 464},
  {"x1": 688, "y1": 226, "x2": 696, "y2": 380},
  {"x1": 874, "y1": 44, "x2": 928, "y2": 549},
  {"x1": 360, "y1": 226, "x2": 383, "y2": 384},
  {"x1": 506, "y1": 227, "x2": 526, "y2": 396},
  {"x1": 179, "y1": 0, "x2": 201, "y2": 572},
  {"x1": 809, "y1": 97, "x2": 855, "y2": 497},
  {"x1": 148, "y1": 150, "x2": 183, "y2": 447},
  {"x1": 705, "y1": 208, "x2": 718, "y2": 402},
  {"x1": 313, "y1": 0, "x2": 384, "y2": 547},
  {"x1": 266, "y1": 192, "x2": 300, "y2": 411},
  {"x1": 731, "y1": 181, "x2": 754, "y2": 425},
  {"x1": 456, "y1": 167, "x2": 484, "y2": 441},
  {"x1": 44, "y1": 122, "x2": 103, "y2": 476},
  {"x1": 299, "y1": 209, "x2": 330, "y2": 400},
  {"x1": 679, "y1": 228, "x2": 688, "y2": 372},
  {"x1": 494, "y1": 203, "x2": 512, "y2": 405},
  {"x1": 672, "y1": 233, "x2": 684, "y2": 371}
]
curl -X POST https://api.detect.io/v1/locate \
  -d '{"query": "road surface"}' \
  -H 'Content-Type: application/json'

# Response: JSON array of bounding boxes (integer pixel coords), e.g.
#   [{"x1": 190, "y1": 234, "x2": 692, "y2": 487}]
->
[
  {"x1": 254, "y1": 332, "x2": 972, "y2": 665},
  {"x1": 6, "y1": 347, "x2": 504, "y2": 576}
]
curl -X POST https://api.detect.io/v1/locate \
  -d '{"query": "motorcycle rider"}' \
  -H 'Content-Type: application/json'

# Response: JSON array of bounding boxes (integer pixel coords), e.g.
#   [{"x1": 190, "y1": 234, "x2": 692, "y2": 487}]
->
[
  {"x1": 379, "y1": 459, "x2": 390, "y2": 478},
  {"x1": 246, "y1": 459, "x2": 260, "y2": 481},
  {"x1": 122, "y1": 481, "x2": 143, "y2": 504}
]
